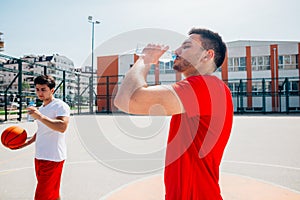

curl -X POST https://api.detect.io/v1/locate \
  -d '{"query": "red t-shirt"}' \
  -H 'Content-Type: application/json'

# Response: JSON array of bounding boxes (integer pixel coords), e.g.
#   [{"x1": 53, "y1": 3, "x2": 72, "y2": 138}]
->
[{"x1": 164, "y1": 75, "x2": 233, "y2": 200}]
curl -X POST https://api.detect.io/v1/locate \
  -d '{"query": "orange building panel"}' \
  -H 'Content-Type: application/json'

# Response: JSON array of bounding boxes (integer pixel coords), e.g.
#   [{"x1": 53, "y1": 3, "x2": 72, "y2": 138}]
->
[
  {"x1": 221, "y1": 51, "x2": 228, "y2": 84},
  {"x1": 246, "y1": 46, "x2": 252, "y2": 108},
  {"x1": 97, "y1": 55, "x2": 119, "y2": 112}
]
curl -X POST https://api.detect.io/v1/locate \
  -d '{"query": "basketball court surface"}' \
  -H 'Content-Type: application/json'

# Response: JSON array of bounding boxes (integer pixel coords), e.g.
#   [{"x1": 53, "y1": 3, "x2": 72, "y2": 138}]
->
[{"x1": 1, "y1": 115, "x2": 300, "y2": 200}]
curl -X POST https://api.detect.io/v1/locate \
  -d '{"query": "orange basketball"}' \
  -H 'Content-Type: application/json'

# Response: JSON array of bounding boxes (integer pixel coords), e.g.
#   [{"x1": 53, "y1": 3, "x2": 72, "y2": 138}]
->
[{"x1": 1, "y1": 126, "x2": 27, "y2": 149}]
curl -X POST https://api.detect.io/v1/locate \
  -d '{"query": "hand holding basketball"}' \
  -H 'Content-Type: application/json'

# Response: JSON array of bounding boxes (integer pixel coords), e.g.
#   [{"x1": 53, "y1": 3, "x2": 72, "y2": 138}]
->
[{"x1": 1, "y1": 126, "x2": 28, "y2": 149}]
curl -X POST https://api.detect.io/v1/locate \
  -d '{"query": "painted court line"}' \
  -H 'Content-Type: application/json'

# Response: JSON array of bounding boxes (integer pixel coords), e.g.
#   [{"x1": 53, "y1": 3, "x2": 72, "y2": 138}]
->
[
  {"x1": 98, "y1": 174, "x2": 162, "y2": 200},
  {"x1": 0, "y1": 166, "x2": 33, "y2": 174},
  {"x1": 0, "y1": 160, "x2": 97, "y2": 174},
  {"x1": 223, "y1": 160, "x2": 300, "y2": 171}
]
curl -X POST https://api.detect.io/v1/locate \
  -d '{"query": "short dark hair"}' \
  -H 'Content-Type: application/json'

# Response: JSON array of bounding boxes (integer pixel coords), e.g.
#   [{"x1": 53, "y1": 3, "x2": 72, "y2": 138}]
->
[
  {"x1": 188, "y1": 28, "x2": 227, "y2": 68},
  {"x1": 34, "y1": 75, "x2": 56, "y2": 89}
]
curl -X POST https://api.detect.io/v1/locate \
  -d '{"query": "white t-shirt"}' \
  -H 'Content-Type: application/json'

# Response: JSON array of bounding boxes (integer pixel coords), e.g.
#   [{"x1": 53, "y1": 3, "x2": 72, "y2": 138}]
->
[{"x1": 35, "y1": 98, "x2": 70, "y2": 162}]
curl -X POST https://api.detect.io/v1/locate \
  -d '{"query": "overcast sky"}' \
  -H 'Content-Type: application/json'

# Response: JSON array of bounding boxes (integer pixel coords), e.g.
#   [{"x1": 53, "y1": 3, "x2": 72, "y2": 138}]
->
[{"x1": 1, "y1": 0, "x2": 299, "y2": 68}]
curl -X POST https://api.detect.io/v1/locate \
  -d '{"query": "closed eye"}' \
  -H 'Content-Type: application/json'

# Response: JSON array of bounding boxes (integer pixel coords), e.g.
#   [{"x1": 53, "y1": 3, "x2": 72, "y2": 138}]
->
[{"x1": 183, "y1": 45, "x2": 191, "y2": 49}]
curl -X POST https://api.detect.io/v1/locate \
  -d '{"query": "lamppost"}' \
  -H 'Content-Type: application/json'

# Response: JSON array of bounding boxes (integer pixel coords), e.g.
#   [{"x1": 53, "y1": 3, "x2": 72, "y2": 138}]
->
[{"x1": 88, "y1": 16, "x2": 100, "y2": 113}]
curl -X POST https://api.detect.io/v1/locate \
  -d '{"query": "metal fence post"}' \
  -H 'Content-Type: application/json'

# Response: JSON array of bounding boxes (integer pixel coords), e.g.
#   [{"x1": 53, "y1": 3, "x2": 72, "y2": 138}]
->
[
  {"x1": 106, "y1": 76, "x2": 110, "y2": 114},
  {"x1": 4, "y1": 93, "x2": 7, "y2": 121},
  {"x1": 285, "y1": 77, "x2": 290, "y2": 114},
  {"x1": 262, "y1": 78, "x2": 266, "y2": 113},
  {"x1": 89, "y1": 76, "x2": 93, "y2": 113},
  {"x1": 239, "y1": 79, "x2": 244, "y2": 113},
  {"x1": 77, "y1": 73, "x2": 80, "y2": 114},
  {"x1": 63, "y1": 71, "x2": 66, "y2": 102},
  {"x1": 17, "y1": 59, "x2": 22, "y2": 121}
]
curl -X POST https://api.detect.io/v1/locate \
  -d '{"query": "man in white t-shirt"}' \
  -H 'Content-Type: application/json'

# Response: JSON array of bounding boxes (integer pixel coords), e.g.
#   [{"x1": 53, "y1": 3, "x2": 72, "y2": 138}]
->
[{"x1": 17, "y1": 75, "x2": 70, "y2": 200}]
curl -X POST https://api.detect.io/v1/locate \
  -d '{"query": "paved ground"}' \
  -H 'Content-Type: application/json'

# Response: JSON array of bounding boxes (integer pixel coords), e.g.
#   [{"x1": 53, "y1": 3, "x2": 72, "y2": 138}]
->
[{"x1": 0, "y1": 115, "x2": 300, "y2": 200}]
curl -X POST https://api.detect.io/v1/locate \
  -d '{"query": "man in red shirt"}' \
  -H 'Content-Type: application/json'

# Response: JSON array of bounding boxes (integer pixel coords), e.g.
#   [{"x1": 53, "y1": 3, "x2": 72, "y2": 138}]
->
[{"x1": 114, "y1": 28, "x2": 233, "y2": 199}]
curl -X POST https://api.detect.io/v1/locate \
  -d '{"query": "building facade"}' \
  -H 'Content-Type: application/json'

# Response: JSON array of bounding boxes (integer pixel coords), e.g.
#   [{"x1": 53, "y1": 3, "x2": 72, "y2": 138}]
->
[
  {"x1": 0, "y1": 54, "x2": 76, "y2": 105},
  {"x1": 218, "y1": 40, "x2": 300, "y2": 112}
]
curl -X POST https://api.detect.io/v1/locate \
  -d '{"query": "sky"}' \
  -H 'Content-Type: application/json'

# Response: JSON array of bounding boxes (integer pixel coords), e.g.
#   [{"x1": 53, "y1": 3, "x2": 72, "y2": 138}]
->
[{"x1": 0, "y1": 0, "x2": 299, "y2": 68}]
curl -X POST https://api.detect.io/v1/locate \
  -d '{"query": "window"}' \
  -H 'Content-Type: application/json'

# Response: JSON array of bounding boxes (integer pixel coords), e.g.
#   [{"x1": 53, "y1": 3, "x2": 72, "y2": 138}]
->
[
  {"x1": 251, "y1": 57, "x2": 256, "y2": 65},
  {"x1": 228, "y1": 57, "x2": 246, "y2": 71},
  {"x1": 165, "y1": 61, "x2": 172, "y2": 70},
  {"x1": 228, "y1": 83, "x2": 233, "y2": 91},
  {"x1": 289, "y1": 81, "x2": 299, "y2": 95},
  {"x1": 265, "y1": 81, "x2": 271, "y2": 92},
  {"x1": 291, "y1": 81, "x2": 299, "y2": 91},
  {"x1": 278, "y1": 55, "x2": 298, "y2": 70},
  {"x1": 258, "y1": 57, "x2": 263, "y2": 65},
  {"x1": 263, "y1": 56, "x2": 270, "y2": 66},
  {"x1": 251, "y1": 56, "x2": 270, "y2": 71},
  {"x1": 148, "y1": 64, "x2": 155, "y2": 74},
  {"x1": 155, "y1": 61, "x2": 175, "y2": 74},
  {"x1": 252, "y1": 82, "x2": 263, "y2": 92},
  {"x1": 240, "y1": 57, "x2": 246, "y2": 66},
  {"x1": 227, "y1": 82, "x2": 245, "y2": 92},
  {"x1": 228, "y1": 58, "x2": 233, "y2": 66}
]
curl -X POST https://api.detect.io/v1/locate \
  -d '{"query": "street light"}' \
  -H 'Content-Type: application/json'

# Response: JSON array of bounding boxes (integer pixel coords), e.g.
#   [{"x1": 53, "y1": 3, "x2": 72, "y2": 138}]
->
[{"x1": 88, "y1": 16, "x2": 100, "y2": 113}]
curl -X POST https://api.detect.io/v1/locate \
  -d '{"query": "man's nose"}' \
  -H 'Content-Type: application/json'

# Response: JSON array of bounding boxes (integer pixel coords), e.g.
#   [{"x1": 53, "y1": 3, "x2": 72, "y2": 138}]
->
[{"x1": 175, "y1": 48, "x2": 181, "y2": 56}]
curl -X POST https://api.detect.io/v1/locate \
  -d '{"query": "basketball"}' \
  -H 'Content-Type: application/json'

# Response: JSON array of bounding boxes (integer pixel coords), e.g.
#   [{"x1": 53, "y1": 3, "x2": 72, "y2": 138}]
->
[{"x1": 1, "y1": 126, "x2": 27, "y2": 149}]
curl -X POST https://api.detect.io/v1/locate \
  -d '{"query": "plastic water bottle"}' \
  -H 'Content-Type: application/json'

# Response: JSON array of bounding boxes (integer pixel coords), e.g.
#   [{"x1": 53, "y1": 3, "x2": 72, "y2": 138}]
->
[{"x1": 27, "y1": 101, "x2": 35, "y2": 122}]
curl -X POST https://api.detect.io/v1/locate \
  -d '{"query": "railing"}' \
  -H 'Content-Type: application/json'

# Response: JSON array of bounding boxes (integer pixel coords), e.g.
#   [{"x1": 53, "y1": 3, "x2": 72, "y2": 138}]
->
[
  {"x1": 98, "y1": 75, "x2": 300, "y2": 114},
  {"x1": 225, "y1": 77, "x2": 300, "y2": 114}
]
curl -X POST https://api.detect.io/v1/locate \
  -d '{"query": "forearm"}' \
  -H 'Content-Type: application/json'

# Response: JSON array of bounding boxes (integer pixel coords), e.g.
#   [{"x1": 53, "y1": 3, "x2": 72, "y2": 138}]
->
[
  {"x1": 12, "y1": 133, "x2": 36, "y2": 150},
  {"x1": 27, "y1": 106, "x2": 69, "y2": 133},
  {"x1": 114, "y1": 57, "x2": 151, "y2": 111},
  {"x1": 28, "y1": 134, "x2": 36, "y2": 144},
  {"x1": 37, "y1": 115, "x2": 68, "y2": 133},
  {"x1": 25, "y1": 133, "x2": 36, "y2": 147}
]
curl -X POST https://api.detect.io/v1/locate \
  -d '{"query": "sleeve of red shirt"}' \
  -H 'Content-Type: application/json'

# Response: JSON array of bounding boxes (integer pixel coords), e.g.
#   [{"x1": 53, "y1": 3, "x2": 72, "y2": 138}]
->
[{"x1": 172, "y1": 76, "x2": 211, "y2": 117}]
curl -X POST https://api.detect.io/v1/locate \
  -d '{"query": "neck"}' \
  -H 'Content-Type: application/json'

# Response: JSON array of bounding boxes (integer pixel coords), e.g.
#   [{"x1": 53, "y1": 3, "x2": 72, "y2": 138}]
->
[
  {"x1": 184, "y1": 70, "x2": 200, "y2": 78},
  {"x1": 194, "y1": 63, "x2": 216, "y2": 76},
  {"x1": 184, "y1": 67, "x2": 215, "y2": 78},
  {"x1": 43, "y1": 97, "x2": 54, "y2": 106}
]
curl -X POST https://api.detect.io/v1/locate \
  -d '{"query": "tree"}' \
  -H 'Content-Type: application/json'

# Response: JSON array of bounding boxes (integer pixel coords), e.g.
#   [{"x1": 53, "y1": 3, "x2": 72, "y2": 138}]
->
[{"x1": 22, "y1": 81, "x2": 30, "y2": 91}]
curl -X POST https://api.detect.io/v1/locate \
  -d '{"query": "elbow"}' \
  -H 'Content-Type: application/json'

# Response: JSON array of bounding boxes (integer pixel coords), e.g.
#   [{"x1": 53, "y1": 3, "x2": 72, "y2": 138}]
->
[
  {"x1": 114, "y1": 94, "x2": 137, "y2": 114},
  {"x1": 59, "y1": 128, "x2": 67, "y2": 133},
  {"x1": 114, "y1": 88, "x2": 144, "y2": 114},
  {"x1": 114, "y1": 97, "x2": 130, "y2": 113},
  {"x1": 58, "y1": 126, "x2": 67, "y2": 133},
  {"x1": 114, "y1": 96, "x2": 121, "y2": 110},
  {"x1": 114, "y1": 96, "x2": 124, "y2": 111},
  {"x1": 57, "y1": 123, "x2": 68, "y2": 133},
  {"x1": 114, "y1": 91, "x2": 132, "y2": 113}
]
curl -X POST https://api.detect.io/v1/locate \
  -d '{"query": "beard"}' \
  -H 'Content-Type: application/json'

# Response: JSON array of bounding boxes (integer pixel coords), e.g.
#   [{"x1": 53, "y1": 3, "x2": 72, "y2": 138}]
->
[{"x1": 173, "y1": 58, "x2": 194, "y2": 72}]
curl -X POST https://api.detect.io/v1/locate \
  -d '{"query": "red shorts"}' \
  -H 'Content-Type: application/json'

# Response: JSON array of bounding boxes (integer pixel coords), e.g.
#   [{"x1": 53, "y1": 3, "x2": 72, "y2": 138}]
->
[{"x1": 34, "y1": 158, "x2": 65, "y2": 200}]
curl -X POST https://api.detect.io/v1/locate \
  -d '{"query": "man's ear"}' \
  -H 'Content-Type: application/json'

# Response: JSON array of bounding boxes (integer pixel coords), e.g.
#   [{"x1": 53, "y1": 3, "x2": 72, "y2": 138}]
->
[
  {"x1": 200, "y1": 50, "x2": 214, "y2": 62},
  {"x1": 206, "y1": 49, "x2": 215, "y2": 60}
]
